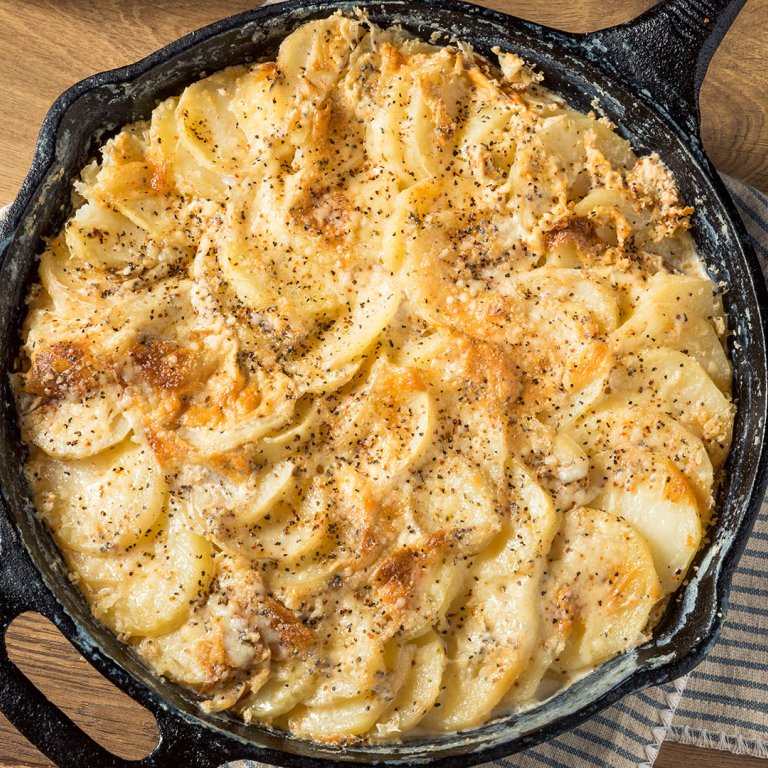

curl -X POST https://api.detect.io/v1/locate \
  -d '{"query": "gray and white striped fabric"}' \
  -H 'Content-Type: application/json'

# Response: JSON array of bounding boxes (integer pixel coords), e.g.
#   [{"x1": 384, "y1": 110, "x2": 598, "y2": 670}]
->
[{"x1": 224, "y1": 176, "x2": 768, "y2": 768}]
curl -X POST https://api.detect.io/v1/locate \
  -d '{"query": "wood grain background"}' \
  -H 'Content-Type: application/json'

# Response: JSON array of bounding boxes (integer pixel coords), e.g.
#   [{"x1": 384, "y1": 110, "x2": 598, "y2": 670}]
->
[{"x1": 0, "y1": 2, "x2": 766, "y2": 767}]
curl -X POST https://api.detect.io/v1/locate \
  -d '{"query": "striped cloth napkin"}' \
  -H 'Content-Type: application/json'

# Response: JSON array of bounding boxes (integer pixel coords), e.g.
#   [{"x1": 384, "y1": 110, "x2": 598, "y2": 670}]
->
[{"x1": 222, "y1": 177, "x2": 768, "y2": 767}]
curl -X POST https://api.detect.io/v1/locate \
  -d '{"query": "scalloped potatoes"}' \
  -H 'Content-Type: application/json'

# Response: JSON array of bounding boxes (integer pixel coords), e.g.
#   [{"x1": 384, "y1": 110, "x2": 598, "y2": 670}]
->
[{"x1": 14, "y1": 14, "x2": 733, "y2": 743}]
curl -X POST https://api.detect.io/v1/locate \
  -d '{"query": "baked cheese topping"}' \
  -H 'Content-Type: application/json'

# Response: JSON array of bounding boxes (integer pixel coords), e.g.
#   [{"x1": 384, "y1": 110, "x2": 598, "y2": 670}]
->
[{"x1": 13, "y1": 14, "x2": 734, "y2": 742}]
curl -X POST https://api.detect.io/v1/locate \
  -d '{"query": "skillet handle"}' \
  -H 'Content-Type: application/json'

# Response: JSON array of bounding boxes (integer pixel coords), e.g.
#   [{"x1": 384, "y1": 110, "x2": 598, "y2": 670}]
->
[
  {"x1": 0, "y1": 518, "x2": 131, "y2": 767},
  {"x1": 0, "y1": 514, "x2": 237, "y2": 767},
  {"x1": 584, "y1": 0, "x2": 745, "y2": 148}
]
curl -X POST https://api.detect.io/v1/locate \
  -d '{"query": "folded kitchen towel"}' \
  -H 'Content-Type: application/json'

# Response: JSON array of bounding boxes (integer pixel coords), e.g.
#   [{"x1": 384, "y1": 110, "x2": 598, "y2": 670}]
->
[{"x1": 220, "y1": 178, "x2": 768, "y2": 768}]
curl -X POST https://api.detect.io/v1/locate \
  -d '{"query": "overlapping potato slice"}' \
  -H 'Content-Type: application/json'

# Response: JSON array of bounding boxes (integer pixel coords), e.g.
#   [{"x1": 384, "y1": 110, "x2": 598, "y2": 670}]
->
[
  {"x1": 406, "y1": 454, "x2": 502, "y2": 554},
  {"x1": 187, "y1": 460, "x2": 296, "y2": 529},
  {"x1": 400, "y1": 178, "x2": 541, "y2": 324},
  {"x1": 612, "y1": 302, "x2": 731, "y2": 393},
  {"x1": 289, "y1": 693, "x2": 389, "y2": 741},
  {"x1": 590, "y1": 448, "x2": 702, "y2": 594},
  {"x1": 91, "y1": 117, "x2": 221, "y2": 245},
  {"x1": 566, "y1": 395, "x2": 714, "y2": 515},
  {"x1": 631, "y1": 273, "x2": 726, "y2": 327},
  {"x1": 176, "y1": 69, "x2": 247, "y2": 171},
  {"x1": 458, "y1": 93, "x2": 519, "y2": 179},
  {"x1": 377, "y1": 630, "x2": 446, "y2": 734},
  {"x1": 504, "y1": 268, "x2": 621, "y2": 335},
  {"x1": 215, "y1": 180, "x2": 338, "y2": 318},
  {"x1": 39, "y1": 232, "x2": 117, "y2": 310},
  {"x1": 238, "y1": 659, "x2": 319, "y2": 723},
  {"x1": 572, "y1": 188, "x2": 645, "y2": 248},
  {"x1": 19, "y1": 391, "x2": 130, "y2": 460},
  {"x1": 288, "y1": 279, "x2": 400, "y2": 394},
  {"x1": 544, "y1": 506, "x2": 662, "y2": 673},
  {"x1": 194, "y1": 482, "x2": 329, "y2": 565},
  {"x1": 399, "y1": 191, "x2": 615, "y2": 422},
  {"x1": 148, "y1": 97, "x2": 228, "y2": 201},
  {"x1": 609, "y1": 347, "x2": 734, "y2": 468},
  {"x1": 175, "y1": 344, "x2": 297, "y2": 456},
  {"x1": 289, "y1": 596, "x2": 389, "y2": 739},
  {"x1": 367, "y1": 45, "x2": 469, "y2": 183},
  {"x1": 289, "y1": 633, "x2": 424, "y2": 740},
  {"x1": 372, "y1": 531, "x2": 468, "y2": 642},
  {"x1": 332, "y1": 358, "x2": 434, "y2": 485},
  {"x1": 29, "y1": 436, "x2": 166, "y2": 553},
  {"x1": 234, "y1": 16, "x2": 364, "y2": 163},
  {"x1": 16, "y1": 337, "x2": 130, "y2": 459},
  {"x1": 136, "y1": 554, "x2": 269, "y2": 695},
  {"x1": 422, "y1": 461, "x2": 557, "y2": 731},
  {"x1": 68, "y1": 499, "x2": 214, "y2": 637},
  {"x1": 397, "y1": 328, "x2": 513, "y2": 487},
  {"x1": 264, "y1": 468, "x2": 382, "y2": 603},
  {"x1": 65, "y1": 203, "x2": 153, "y2": 271}
]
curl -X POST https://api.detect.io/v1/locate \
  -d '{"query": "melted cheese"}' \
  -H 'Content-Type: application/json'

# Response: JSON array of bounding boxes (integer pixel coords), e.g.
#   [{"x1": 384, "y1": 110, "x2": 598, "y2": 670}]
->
[{"x1": 14, "y1": 13, "x2": 733, "y2": 743}]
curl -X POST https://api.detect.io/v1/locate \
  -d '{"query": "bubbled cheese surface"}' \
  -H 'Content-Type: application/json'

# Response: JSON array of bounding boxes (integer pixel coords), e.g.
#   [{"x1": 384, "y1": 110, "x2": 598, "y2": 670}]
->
[{"x1": 14, "y1": 14, "x2": 734, "y2": 743}]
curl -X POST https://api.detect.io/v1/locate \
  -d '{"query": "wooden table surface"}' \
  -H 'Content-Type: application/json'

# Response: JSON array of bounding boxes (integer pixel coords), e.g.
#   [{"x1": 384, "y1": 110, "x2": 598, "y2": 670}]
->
[{"x1": 0, "y1": 2, "x2": 766, "y2": 766}]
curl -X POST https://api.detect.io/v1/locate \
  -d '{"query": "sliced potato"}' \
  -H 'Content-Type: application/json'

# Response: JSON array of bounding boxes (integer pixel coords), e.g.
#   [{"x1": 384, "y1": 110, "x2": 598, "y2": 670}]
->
[
  {"x1": 38, "y1": 233, "x2": 110, "y2": 309},
  {"x1": 537, "y1": 112, "x2": 633, "y2": 193},
  {"x1": 612, "y1": 302, "x2": 731, "y2": 393},
  {"x1": 504, "y1": 267, "x2": 621, "y2": 334},
  {"x1": 609, "y1": 347, "x2": 734, "y2": 469},
  {"x1": 545, "y1": 506, "x2": 662, "y2": 672},
  {"x1": 422, "y1": 461, "x2": 557, "y2": 731},
  {"x1": 379, "y1": 630, "x2": 446, "y2": 733},
  {"x1": 188, "y1": 460, "x2": 296, "y2": 528},
  {"x1": 566, "y1": 394, "x2": 714, "y2": 516},
  {"x1": 234, "y1": 16, "x2": 364, "y2": 164},
  {"x1": 289, "y1": 693, "x2": 390, "y2": 741},
  {"x1": 199, "y1": 483, "x2": 329, "y2": 565},
  {"x1": 291, "y1": 280, "x2": 401, "y2": 391},
  {"x1": 29, "y1": 437, "x2": 166, "y2": 553},
  {"x1": 590, "y1": 448, "x2": 702, "y2": 594},
  {"x1": 372, "y1": 532, "x2": 468, "y2": 642},
  {"x1": 407, "y1": 454, "x2": 502, "y2": 554},
  {"x1": 303, "y1": 598, "x2": 387, "y2": 708},
  {"x1": 213, "y1": 179, "x2": 348, "y2": 325},
  {"x1": 18, "y1": 387, "x2": 131, "y2": 461},
  {"x1": 176, "y1": 69, "x2": 247, "y2": 171},
  {"x1": 175, "y1": 346, "x2": 297, "y2": 456},
  {"x1": 333, "y1": 359, "x2": 434, "y2": 485},
  {"x1": 239, "y1": 660, "x2": 318, "y2": 722},
  {"x1": 265, "y1": 468, "x2": 380, "y2": 601},
  {"x1": 65, "y1": 203, "x2": 152, "y2": 272},
  {"x1": 69, "y1": 500, "x2": 214, "y2": 637},
  {"x1": 136, "y1": 554, "x2": 269, "y2": 691},
  {"x1": 149, "y1": 97, "x2": 228, "y2": 200},
  {"x1": 632, "y1": 272, "x2": 726, "y2": 326}
]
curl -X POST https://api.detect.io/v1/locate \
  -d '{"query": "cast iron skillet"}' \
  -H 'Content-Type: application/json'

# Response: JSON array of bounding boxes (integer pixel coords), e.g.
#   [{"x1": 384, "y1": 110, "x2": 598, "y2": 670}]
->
[{"x1": 0, "y1": 1, "x2": 766, "y2": 766}]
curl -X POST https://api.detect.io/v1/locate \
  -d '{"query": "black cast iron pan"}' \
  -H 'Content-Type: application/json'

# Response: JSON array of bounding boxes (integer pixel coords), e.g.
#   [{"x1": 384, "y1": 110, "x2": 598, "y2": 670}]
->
[{"x1": 0, "y1": 1, "x2": 766, "y2": 766}]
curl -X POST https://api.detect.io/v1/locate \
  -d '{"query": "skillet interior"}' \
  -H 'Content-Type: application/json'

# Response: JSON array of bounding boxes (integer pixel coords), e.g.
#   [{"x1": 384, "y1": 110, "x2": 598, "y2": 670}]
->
[{"x1": 0, "y1": 2, "x2": 766, "y2": 766}]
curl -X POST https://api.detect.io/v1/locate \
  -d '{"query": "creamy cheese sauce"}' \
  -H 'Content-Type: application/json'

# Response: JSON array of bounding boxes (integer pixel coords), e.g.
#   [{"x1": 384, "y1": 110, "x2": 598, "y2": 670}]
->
[{"x1": 13, "y1": 13, "x2": 733, "y2": 743}]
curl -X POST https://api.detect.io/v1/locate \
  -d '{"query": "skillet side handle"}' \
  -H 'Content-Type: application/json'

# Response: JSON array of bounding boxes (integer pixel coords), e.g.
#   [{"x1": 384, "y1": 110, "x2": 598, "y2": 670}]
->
[
  {"x1": 584, "y1": 0, "x2": 745, "y2": 151},
  {"x1": 0, "y1": 513, "x2": 132, "y2": 768}
]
